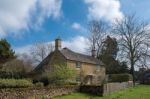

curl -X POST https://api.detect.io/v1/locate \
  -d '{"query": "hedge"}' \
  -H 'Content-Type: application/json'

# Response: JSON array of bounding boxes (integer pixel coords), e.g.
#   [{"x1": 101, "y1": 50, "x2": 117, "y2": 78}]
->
[
  {"x1": 0, "y1": 79, "x2": 33, "y2": 88},
  {"x1": 0, "y1": 71, "x2": 26, "y2": 79},
  {"x1": 109, "y1": 73, "x2": 133, "y2": 82},
  {"x1": 34, "y1": 82, "x2": 44, "y2": 87}
]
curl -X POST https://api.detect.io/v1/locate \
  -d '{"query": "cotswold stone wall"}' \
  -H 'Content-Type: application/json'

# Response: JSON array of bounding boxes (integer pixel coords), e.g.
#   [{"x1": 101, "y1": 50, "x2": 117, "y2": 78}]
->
[
  {"x1": 80, "y1": 81, "x2": 133, "y2": 96},
  {"x1": 103, "y1": 81, "x2": 133, "y2": 96},
  {"x1": 0, "y1": 82, "x2": 133, "y2": 98},
  {"x1": 0, "y1": 86, "x2": 79, "y2": 99}
]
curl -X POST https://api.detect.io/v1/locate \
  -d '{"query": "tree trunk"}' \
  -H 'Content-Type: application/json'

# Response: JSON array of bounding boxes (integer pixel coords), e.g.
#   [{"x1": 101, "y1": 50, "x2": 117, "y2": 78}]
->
[{"x1": 130, "y1": 60, "x2": 135, "y2": 86}]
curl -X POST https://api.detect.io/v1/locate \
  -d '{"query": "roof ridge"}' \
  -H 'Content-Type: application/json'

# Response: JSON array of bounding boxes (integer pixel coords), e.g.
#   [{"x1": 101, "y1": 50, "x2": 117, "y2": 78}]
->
[
  {"x1": 62, "y1": 47, "x2": 94, "y2": 58},
  {"x1": 61, "y1": 47, "x2": 103, "y2": 65}
]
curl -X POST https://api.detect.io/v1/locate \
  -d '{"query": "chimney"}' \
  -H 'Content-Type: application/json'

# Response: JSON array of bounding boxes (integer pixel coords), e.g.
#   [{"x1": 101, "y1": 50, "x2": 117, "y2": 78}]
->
[
  {"x1": 92, "y1": 47, "x2": 96, "y2": 58},
  {"x1": 55, "y1": 38, "x2": 61, "y2": 50}
]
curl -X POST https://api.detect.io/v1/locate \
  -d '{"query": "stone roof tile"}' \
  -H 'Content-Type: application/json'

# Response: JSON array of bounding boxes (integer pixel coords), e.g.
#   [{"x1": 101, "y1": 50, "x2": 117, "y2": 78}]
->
[{"x1": 60, "y1": 48, "x2": 103, "y2": 65}]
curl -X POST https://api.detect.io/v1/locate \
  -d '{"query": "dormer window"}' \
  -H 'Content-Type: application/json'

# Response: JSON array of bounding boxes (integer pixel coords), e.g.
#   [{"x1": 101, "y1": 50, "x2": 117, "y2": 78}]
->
[{"x1": 76, "y1": 62, "x2": 81, "y2": 68}]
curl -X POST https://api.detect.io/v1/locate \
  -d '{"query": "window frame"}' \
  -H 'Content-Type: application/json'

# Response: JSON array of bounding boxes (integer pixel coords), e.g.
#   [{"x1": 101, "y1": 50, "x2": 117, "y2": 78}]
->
[
  {"x1": 76, "y1": 61, "x2": 81, "y2": 68},
  {"x1": 76, "y1": 74, "x2": 81, "y2": 82},
  {"x1": 96, "y1": 65, "x2": 100, "y2": 70}
]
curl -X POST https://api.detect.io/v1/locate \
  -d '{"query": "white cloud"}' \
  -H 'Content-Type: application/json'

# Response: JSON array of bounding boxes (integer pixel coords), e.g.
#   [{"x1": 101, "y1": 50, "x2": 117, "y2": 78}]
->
[
  {"x1": 14, "y1": 36, "x2": 90, "y2": 56},
  {"x1": 35, "y1": 0, "x2": 62, "y2": 26},
  {"x1": 63, "y1": 36, "x2": 89, "y2": 54},
  {"x1": 84, "y1": 0, "x2": 124, "y2": 22},
  {"x1": 0, "y1": 0, "x2": 62, "y2": 38},
  {"x1": 71, "y1": 22, "x2": 86, "y2": 33},
  {"x1": 71, "y1": 22, "x2": 82, "y2": 30},
  {"x1": 14, "y1": 44, "x2": 33, "y2": 55}
]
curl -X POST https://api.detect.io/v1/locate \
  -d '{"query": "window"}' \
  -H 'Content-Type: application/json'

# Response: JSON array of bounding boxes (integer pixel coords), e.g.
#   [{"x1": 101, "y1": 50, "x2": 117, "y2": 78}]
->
[
  {"x1": 76, "y1": 74, "x2": 81, "y2": 82},
  {"x1": 76, "y1": 62, "x2": 81, "y2": 68},
  {"x1": 96, "y1": 65, "x2": 100, "y2": 70}
]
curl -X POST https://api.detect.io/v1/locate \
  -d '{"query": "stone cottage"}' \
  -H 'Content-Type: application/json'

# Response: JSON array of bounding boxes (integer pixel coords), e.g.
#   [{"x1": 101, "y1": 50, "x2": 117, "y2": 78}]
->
[{"x1": 32, "y1": 38, "x2": 105, "y2": 85}]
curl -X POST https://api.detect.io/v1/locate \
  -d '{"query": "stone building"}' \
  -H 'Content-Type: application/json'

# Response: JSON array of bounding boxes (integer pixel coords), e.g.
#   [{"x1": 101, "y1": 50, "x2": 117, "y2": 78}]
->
[{"x1": 32, "y1": 38, "x2": 105, "y2": 85}]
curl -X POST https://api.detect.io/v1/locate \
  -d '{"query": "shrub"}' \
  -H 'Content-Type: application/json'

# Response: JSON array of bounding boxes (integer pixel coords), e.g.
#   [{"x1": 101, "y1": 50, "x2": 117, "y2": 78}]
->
[
  {"x1": 40, "y1": 64, "x2": 76, "y2": 86},
  {"x1": 0, "y1": 59, "x2": 33, "y2": 79},
  {"x1": 35, "y1": 82, "x2": 44, "y2": 87},
  {"x1": 0, "y1": 71, "x2": 26, "y2": 79},
  {"x1": 39, "y1": 76, "x2": 49, "y2": 86},
  {"x1": 0, "y1": 79, "x2": 33, "y2": 88},
  {"x1": 109, "y1": 73, "x2": 133, "y2": 82},
  {"x1": 65, "y1": 82, "x2": 78, "y2": 85}
]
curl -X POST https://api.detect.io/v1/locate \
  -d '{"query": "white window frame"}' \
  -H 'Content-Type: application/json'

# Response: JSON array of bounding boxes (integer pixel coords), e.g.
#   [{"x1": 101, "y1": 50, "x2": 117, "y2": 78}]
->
[{"x1": 76, "y1": 62, "x2": 81, "y2": 68}]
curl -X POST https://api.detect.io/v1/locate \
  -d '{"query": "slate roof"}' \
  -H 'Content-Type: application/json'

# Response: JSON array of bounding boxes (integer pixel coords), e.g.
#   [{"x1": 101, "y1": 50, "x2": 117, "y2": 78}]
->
[
  {"x1": 60, "y1": 48, "x2": 103, "y2": 65},
  {"x1": 34, "y1": 47, "x2": 103, "y2": 72},
  {"x1": 33, "y1": 52, "x2": 54, "y2": 72}
]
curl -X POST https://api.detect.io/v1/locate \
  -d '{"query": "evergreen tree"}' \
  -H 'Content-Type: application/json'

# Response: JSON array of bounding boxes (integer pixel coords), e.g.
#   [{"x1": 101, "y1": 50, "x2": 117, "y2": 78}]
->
[
  {"x1": 0, "y1": 39, "x2": 15, "y2": 64},
  {"x1": 119, "y1": 62, "x2": 129, "y2": 73},
  {"x1": 101, "y1": 36, "x2": 118, "y2": 58},
  {"x1": 98, "y1": 36, "x2": 129, "y2": 74}
]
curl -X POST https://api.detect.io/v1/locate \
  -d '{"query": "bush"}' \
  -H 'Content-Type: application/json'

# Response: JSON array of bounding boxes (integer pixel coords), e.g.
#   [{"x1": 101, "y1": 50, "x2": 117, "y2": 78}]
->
[
  {"x1": 40, "y1": 76, "x2": 49, "y2": 86},
  {"x1": 0, "y1": 59, "x2": 33, "y2": 79},
  {"x1": 0, "y1": 79, "x2": 33, "y2": 88},
  {"x1": 35, "y1": 82, "x2": 44, "y2": 87},
  {"x1": 39, "y1": 64, "x2": 76, "y2": 86},
  {"x1": 0, "y1": 71, "x2": 26, "y2": 79},
  {"x1": 65, "y1": 82, "x2": 78, "y2": 85},
  {"x1": 109, "y1": 73, "x2": 133, "y2": 82}
]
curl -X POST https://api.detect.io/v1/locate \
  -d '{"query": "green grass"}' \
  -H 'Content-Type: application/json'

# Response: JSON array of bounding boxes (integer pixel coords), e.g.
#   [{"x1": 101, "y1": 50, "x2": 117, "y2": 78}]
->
[{"x1": 52, "y1": 85, "x2": 150, "y2": 99}]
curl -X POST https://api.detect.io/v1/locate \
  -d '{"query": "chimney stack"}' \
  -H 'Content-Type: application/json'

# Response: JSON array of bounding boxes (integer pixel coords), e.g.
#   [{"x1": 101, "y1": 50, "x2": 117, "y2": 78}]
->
[
  {"x1": 55, "y1": 38, "x2": 61, "y2": 50},
  {"x1": 92, "y1": 47, "x2": 96, "y2": 58}
]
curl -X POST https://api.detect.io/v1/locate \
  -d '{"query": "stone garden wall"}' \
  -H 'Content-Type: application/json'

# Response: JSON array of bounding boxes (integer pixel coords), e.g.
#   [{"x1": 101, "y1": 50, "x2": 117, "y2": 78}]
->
[
  {"x1": 0, "y1": 86, "x2": 79, "y2": 99},
  {"x1": 103, "y1": 81, "x2": 133, "y2": 96},
  {"x1": 0, "y1": 82, "x2": 133, "y2": 98},
  {"x1": 80, "y1": 81, "x2": 133, "y2": 96}
]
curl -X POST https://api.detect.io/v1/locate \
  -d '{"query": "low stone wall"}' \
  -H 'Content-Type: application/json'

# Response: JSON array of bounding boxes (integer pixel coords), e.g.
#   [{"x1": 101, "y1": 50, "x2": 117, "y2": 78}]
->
[
  {"x1": 103, "y1": 81, "x2": 133, "y2": 96},
  {"x1": 80, "y1": 81, "x2": 133, "y2": 96},
  {"x1": 0, "y1": 86, "x2": 79, "y2": 99},
  {"x1": 0, "y1": 82, "x2": 133, "y2": 98}
]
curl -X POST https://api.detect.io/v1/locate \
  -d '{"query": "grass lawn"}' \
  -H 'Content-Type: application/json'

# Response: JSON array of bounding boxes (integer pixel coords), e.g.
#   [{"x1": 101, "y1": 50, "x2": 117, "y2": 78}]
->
[{"x1": 52, "y1": 85, "x2": 150, "y2": 99}]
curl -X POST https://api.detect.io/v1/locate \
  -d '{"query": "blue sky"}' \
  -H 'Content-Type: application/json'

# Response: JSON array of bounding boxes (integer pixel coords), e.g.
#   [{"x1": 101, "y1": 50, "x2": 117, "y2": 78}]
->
[{"x1": 0, "y1": 0, "x2": 150, "y2": 54}]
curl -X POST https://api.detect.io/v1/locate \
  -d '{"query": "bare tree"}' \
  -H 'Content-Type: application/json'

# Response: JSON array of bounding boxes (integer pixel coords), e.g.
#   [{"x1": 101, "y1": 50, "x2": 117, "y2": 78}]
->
[
  {"x1": 2, "y1": 59, "x2": 33, "y2": 78},
  {"x1": 113, "y1": 15, "x2": 150, "y2": 85},
  {"x1": 88, "y1": 20, "x2": 109, "y2": 56},
  {"x1": 18, "y1": 53, "x2": 34, "y2": 72},
  {"x1": 31, "y1": 42, "x2": 54, "y2": 63}
]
